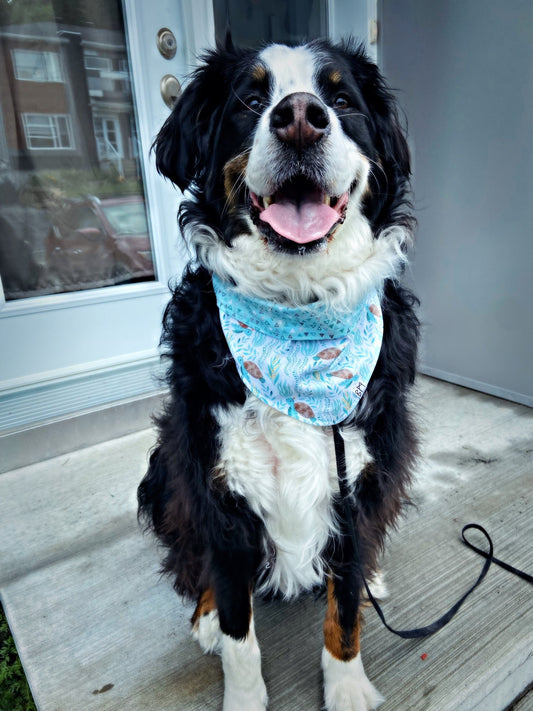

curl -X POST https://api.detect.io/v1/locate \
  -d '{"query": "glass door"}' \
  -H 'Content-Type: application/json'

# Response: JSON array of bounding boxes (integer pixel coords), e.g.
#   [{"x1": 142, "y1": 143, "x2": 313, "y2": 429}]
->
[{"x1": 0, "y1": 0, "x2": 214, "y2": 432}]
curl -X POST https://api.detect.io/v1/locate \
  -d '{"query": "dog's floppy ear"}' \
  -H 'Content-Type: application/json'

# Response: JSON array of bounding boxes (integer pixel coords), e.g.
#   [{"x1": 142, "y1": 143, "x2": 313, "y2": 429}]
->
[
  {"x1": 369, "y1": 85, "x2": 411, "y2": 184},
  {"x1": 343, "y1": 42, "x2": 411, "y2": 227},
  {"x1": 152, "y1": 51, "x2": 230, "y2": 194},
  {"x1": 340, "y1": 41, "x2": 409, "y2": 173}
]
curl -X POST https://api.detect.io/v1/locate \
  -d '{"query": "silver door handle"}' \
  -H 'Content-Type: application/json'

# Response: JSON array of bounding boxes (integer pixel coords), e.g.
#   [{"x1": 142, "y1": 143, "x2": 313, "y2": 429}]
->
[{"x1": 160, "y1": 74, "x2": 181, "y2": 108}]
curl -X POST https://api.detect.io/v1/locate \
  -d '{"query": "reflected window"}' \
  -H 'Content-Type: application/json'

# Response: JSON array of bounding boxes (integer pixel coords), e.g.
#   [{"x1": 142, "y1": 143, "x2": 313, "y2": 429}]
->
[
  {"x1": 84, "y1": 54, "x2": 114, "y2": 94},
  {"x1": 0, "y1": 0, "x2": 155, "y2": 301},
  {"x1": 22, "y1": 113, "x2": 74, "y2": 150},
  {"x1": 12, "y1": 48, "x2": 63, "y2": 82}
]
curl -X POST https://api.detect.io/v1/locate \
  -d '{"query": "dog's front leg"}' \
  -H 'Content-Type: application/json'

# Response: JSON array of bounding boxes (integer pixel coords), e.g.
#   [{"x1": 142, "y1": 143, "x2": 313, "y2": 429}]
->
[
  {"x1": 221, "y1": 612, "x2": 267, "y2": 711},
  {"x1": 211, "y1": 549, "x2": 268, "y2": 711},
  {"x1": 322, "y1": 572, "x2": 383, "y2": 711}
]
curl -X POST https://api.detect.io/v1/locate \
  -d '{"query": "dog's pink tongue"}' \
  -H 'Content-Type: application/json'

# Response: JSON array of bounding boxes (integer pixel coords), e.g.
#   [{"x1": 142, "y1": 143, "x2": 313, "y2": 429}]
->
[{"x1": 260, "y1": 197, "x2": 339, "y2": 244}]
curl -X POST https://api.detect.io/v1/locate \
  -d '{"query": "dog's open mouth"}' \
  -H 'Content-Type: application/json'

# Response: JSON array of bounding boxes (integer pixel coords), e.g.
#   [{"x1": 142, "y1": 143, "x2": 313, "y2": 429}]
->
[{"x1": 250, "y1": 176, "x2": 349, "y2": 251}]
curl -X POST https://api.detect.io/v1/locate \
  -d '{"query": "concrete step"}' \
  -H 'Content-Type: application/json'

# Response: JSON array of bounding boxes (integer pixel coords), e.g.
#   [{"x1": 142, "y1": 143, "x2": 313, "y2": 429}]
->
[{"x1": 0, "y1": 376, "x2": 531, "y2": 710}]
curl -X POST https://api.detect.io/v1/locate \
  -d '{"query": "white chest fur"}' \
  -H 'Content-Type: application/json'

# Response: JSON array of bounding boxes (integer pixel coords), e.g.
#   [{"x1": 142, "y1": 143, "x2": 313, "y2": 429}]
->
[{"x1": 213, "y1": 395, "x2": 372, "y2": 597}]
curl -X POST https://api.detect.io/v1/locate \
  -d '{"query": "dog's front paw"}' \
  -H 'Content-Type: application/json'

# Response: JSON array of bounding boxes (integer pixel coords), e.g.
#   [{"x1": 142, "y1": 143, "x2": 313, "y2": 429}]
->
[
  {"x1": 191, "y1": 609, "x2": 222, "y2": 654},
  {"x1": 364, "y1": 569, "x2": 388, "y2": 601},
  {"x1": 222, "y1": 680, "x2": 268, "y2": 711},
  {"x1": 322, "y1": 647, "x2": 383, "y2": 711},
  {"x1": 222, "y1": 623, "x2": 268, "y2": 711}
]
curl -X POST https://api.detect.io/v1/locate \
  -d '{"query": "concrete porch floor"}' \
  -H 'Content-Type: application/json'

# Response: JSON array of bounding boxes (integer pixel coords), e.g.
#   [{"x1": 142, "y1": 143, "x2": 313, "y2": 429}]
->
[{"x1": 0, "y1": 376, "x2": 531, "y2": 711}]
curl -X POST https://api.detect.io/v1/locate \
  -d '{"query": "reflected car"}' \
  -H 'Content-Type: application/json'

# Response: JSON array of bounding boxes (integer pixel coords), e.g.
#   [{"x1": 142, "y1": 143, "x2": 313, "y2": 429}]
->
[{"x1": 46, "y1": 195, "x2": 154, "y2": 287}]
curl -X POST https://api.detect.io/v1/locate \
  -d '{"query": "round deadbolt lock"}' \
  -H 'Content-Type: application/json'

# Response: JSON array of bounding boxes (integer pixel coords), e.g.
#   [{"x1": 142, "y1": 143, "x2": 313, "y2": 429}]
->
[
  {"x1": 160, "y1": 74, "x2": 182, "y2": 109},
  {"x1": 157, "y1": 27, "x2": 177, "y2": 60}
]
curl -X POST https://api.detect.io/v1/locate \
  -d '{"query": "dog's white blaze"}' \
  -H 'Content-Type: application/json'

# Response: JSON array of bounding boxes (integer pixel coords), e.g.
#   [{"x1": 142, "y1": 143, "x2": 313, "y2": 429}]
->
[
  {"x1": 213, "y1": 395, "x2": 372, "y2": 598},
  {"x1": 260, "y1": 44, "x2": 317, "y2": 101},
  {"x1": 221, "y1": 616, "x2": 268, "y2": 711},
  {"x1": 322, "y1": 647, "x2": 384, "y2": 711}
]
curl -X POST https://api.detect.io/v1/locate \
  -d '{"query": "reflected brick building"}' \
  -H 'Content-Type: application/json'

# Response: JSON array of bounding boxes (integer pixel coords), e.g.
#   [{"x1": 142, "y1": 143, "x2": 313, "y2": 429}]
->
[{"x1": 0, "y1": 22, "x2": 139, "y2": 177}]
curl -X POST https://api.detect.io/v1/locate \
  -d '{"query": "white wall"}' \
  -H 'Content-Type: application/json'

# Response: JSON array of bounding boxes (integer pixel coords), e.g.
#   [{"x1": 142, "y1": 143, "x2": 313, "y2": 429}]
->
[{"x1": 381, "y1": 0, "x2": 532, "y2": 406}]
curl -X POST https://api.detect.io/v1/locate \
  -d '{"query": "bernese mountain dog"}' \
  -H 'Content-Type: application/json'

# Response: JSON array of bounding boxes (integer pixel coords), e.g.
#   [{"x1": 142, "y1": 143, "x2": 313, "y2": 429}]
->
[{"x1": 138, "y1": 37, "x2": 419, "y2": 711}]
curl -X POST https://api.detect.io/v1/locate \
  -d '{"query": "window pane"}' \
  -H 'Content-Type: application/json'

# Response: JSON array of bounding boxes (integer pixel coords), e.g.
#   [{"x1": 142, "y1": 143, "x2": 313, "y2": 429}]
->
[
  {"x1": 43, "y1": 51, "x2": 62, "y2": 81},
  {"x1": 56, "y1": 116, "x2": 71, "y2": 148},
  {"x1": 0, "y1": 0, "x2": 155, "y2": 300}
]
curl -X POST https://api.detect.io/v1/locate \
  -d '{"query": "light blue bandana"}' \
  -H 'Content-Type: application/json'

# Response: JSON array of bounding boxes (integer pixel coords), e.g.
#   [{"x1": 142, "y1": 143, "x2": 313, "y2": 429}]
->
[{"x1": 213, "y1": 275, "x2": 383, "y2": 426}]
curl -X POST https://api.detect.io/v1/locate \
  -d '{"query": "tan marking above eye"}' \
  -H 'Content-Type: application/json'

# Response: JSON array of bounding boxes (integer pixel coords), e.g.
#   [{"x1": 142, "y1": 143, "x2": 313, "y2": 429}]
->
[
  {"x1": 252, "y1": 63, "x2": 267, "y2": 83},
  {"x1": 329, "y1": 70, "x2": 342, "y2": 85}
]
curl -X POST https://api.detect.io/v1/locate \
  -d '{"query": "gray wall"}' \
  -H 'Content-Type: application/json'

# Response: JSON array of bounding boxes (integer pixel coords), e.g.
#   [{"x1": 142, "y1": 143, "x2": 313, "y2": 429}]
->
[{"x1": 381, "y1": 0, "x2": 532, "y2": 406}]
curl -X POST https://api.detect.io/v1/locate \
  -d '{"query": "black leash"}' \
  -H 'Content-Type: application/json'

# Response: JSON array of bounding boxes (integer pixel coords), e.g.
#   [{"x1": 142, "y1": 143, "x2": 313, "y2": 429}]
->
[
  {"x1": 461, "y1": 525, "x2": 533, "y2": 585},
  {"x1": 332, "y1": 424, "x2": 532, "y2": 639}
]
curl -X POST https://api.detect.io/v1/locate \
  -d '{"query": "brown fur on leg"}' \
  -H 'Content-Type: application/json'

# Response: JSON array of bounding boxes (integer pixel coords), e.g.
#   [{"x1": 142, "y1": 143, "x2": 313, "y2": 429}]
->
[
  {"x1": 191, "y1": 588, "x2": 217, "y2": 628},
  {"x1": 323, "y1": 577, "x2": 361, "y2": 662}
]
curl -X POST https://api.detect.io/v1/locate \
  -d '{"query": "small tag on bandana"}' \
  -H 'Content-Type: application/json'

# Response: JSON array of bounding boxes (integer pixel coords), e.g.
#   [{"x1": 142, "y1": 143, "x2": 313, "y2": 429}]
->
[{"x1": 213, "y1": 275, "x2": 383, "y2": 426}]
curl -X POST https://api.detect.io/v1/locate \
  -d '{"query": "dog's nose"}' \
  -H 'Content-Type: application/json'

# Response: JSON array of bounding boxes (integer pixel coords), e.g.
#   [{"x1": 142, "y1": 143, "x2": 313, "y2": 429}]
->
[{"x1": 270, "y1": 92, "x2": 330, "y2": 148}]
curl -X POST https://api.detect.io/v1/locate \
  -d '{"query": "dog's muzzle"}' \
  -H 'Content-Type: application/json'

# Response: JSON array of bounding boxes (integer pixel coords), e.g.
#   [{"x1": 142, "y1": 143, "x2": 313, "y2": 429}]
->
[{"x1": 249, "y1": 92, "x2": 350, "y2": 250}]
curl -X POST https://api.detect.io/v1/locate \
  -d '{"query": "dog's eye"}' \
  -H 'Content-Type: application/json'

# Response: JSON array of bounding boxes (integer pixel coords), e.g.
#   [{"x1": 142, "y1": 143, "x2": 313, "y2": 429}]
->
[
  {"x1": 244, "y1": 95, "x2": 264, "y2": 112},
  {"x1": 333, "y1": 94, "x2": 350, "y2": 110}
]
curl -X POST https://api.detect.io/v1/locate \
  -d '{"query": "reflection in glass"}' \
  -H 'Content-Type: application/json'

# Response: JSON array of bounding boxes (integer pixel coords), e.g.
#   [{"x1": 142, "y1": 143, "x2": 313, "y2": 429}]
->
[{"x1": 0, "y1": 0, "x2": 155, "y2": 300}]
